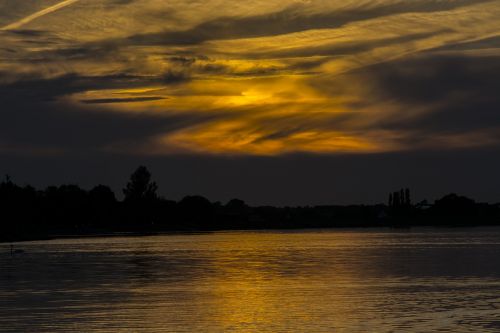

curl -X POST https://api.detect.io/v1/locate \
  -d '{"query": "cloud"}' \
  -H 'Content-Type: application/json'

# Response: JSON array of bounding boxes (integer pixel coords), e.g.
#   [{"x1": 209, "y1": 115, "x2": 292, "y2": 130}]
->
[
  {"x1": 228, "y1": 30, "x2": 451, "y2": 60},
  {"x1": 1, "y1": 0, "x2": 500, "y2": 156},
  {"x1": 304, "y1": 53, "x2": 500, "y2": 150},
  {"x1": 366, "y1": 54, "x2": 500, "y2": 130},
  {"x1": 1, "y1": 0, "x2": 81, "y2": 31},
  {"x1": 125, "y1": 0, "x2": 493, "y2": 46},
  {"x1": 81, "y1": 96, "x2": 167, "y2": 104},
  {"x1": 0, "y1": 75, "x2": 218, "y2": 154}
]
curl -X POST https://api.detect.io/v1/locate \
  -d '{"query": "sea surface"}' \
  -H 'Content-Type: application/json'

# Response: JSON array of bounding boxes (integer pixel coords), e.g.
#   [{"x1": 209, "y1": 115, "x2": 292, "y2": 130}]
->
[{"x1": 1, "y1": 228, "x2": 500, "y2": 332}]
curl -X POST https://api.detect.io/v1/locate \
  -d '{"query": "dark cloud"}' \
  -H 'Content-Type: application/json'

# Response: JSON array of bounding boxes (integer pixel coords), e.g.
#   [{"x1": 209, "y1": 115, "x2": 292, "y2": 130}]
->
[
  {"x1": 126, "y1": 0, "x2": 491, "y2": 46},
  {"x1": 292, "y1": 50, "x2": 500, "y2": 151},
  {"x1": 0, "y1": 74, "x2": 139, "y2": 101},
  {"x1": 5, "y1": 1, "x2": 478, "y2": 79},
  {"x1": 80, "y1": 96, "x2": 166, "y2": 104},
  {"x1": 0, "y1": 75, "x2": 216, "y2": 153},
  {"x1": 0, "y1": 72, "x2": 189, "y2": 100},
  {"x1": 106, "y1": 0, "x2": 136, "y2": 5},
  {"x1": 251, "y1": 126, "x2": 308, "y2": 144},
  {"x1": 240, "y1": 30, "x2": 451, "y2": 59},
  {"x1": 28, "y1": 0, "x2": 483, "y2": 61},
  {"x1": 367, "y1": 54, "x2": 500, "y2": 134},
  {"x1": 2, "y1": 29, "x2": 48, "y2": 37},
  {"x1": 433, "y1": 35, "x2": 500, "y2": 52}
]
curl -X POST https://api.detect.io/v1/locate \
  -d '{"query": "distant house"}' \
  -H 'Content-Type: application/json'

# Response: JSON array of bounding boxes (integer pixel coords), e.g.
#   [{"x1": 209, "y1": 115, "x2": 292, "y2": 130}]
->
[{"x1": 415, "y1": 200, "x2": 433, "y2": 210}]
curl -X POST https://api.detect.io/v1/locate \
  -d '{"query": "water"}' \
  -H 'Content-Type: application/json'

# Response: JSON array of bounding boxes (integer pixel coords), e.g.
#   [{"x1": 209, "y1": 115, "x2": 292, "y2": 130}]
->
[{"x1": 1, "y1": 228, "x2": 500, "y2": 332}]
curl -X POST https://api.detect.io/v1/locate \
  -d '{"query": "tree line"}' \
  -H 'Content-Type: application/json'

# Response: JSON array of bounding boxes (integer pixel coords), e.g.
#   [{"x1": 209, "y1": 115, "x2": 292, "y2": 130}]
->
[{"x1": 1, "y1": 167, "x2": 500, "y2": 242}]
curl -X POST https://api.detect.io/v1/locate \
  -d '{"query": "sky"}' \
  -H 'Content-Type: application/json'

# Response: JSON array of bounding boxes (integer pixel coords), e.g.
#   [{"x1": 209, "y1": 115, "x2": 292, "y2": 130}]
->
[{"x1": 1, "y1": 0, "x2": 500, "y2": 205}]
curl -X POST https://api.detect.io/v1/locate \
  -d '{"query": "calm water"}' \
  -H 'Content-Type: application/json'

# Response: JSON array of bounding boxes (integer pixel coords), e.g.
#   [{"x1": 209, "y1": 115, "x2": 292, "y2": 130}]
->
[{"x1": 1, "y1": 228, "x2": 500, "y2": 332}]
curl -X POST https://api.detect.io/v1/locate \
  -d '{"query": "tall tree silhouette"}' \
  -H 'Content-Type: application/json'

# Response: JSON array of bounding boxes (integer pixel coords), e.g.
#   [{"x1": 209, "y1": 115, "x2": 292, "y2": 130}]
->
[
  {"x1": 405, "y1": 188, "x2": 411, "y2": 206},
  {"x1": 123, "y1": 166, "x2": 158, "y2": 202}
]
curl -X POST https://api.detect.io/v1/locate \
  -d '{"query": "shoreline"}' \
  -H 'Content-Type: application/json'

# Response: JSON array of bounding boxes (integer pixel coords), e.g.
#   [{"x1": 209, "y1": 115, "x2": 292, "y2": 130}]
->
[{"x1": 3, "y1": 223, "x2": 498, "y2": 244}]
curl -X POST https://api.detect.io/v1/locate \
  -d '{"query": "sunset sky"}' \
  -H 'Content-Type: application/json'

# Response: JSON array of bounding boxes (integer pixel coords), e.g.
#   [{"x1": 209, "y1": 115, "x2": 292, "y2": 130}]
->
[{"x1": 1, "y1": 0, "x2": 500, "y2": 204}]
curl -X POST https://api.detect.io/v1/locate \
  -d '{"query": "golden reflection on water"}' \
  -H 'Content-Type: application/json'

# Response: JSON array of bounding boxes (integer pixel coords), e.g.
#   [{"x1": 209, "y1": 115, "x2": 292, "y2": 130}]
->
[{"x1": 1, "y1": 230, "x2": 500, "y2": 332}]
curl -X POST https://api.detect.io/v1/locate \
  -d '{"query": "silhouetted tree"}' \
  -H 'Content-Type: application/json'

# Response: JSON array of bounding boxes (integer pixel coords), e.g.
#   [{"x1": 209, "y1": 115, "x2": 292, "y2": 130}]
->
[
  {"x1": 179, "y1": 195, "x2": 214, "y2": 228},
  {"x1": 387, "y1": 188, "x2": 414, "y2": 226},
  {"x1": 393, "y1": 191, "x2": 400, "y2": 207},
  {"x1": 389, "y1": 188, "x2": 412, "y2": 209},
  {"x1": 123, "y1": 166, "x2": 158, "y2": 202},
  {"x1": 89, "y1": 185, "x2": 117, "y2": 227},
  {"x1": 3, "y1": 168, "x2": 500, "y2": 243},
  {"x1": 121, "y1": 166, "x2": 160, "y2": 227},
  {"x1": 42, "y1": 184, "x2": 88, "y2": 228},
  {"x1": 226, "y1": 198, "x2": 247, "y2": 211},
  {"x1": 90, "y1": 185, "x2": 116, "y2": 203},
  {"x1": 405, "y1": 188, "x2": 411, "y2": 206},
  {"x1": 0, "y1": 175, "x2": 18, "y2": 240},
  {"x1": 431, "y1": 193, "x2": 477, "y2": 220}
]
